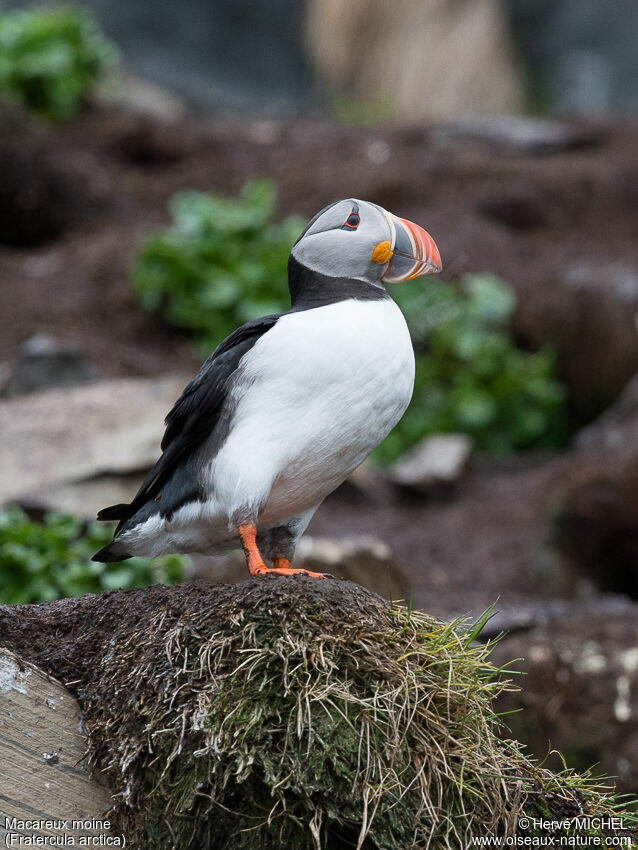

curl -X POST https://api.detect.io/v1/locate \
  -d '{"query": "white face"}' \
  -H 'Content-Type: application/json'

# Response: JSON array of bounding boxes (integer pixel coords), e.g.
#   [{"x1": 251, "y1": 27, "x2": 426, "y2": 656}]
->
[{"x1": 290, "y1": 199, "x2": 442, "y2": 287}]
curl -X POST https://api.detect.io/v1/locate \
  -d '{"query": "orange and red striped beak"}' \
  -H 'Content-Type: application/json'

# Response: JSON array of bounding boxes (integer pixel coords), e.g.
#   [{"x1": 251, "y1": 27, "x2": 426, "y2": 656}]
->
[{"x1": 382, "y1": 213, "x2": 442, "y2": 283}]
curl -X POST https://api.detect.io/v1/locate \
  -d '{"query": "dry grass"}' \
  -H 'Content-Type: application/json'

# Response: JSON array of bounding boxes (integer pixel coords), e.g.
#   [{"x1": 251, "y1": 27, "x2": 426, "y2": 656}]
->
[{"x1": 84, "y1": 580, "x2": 637, "y2": 848}]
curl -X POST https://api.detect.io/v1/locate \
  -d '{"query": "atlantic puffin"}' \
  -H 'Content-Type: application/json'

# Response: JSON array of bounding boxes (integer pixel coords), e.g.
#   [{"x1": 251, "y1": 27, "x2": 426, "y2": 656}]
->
[{"x1": 93, "y1": 199, "x2": 442, "y2": 577}]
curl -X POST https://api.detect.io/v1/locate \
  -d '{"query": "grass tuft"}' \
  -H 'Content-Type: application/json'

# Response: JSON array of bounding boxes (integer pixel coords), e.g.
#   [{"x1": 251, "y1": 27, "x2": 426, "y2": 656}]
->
[{"x1": 84, "y1": 581, "x2": 636, "y2": 849}]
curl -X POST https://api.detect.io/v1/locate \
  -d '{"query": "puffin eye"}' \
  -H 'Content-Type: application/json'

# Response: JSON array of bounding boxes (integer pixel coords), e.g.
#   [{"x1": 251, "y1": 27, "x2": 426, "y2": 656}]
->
[{"x1": 341, "y1": 205, "x2": 360, "y2": 231}]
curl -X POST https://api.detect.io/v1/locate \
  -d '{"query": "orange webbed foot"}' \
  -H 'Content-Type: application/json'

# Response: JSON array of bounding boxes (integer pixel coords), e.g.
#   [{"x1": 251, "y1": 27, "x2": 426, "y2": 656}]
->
[
  {"x1": 238, "y1": 525, "x2": 330, "y2": 579},
  {"x1": 270, "y1": 557, "x2": 331, "y2": 578},
  {"x1": 257, "y1": 565, "x2": 330, "y2": 579}
]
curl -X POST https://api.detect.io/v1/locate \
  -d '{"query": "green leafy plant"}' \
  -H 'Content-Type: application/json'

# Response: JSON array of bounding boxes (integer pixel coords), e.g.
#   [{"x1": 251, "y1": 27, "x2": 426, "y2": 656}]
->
[
  {"x1": 0, "y1": 507, "x2": 187, "y2": 605},
  {"x1": 134, "y1": 180, "x2": 304, "y2": 353},
  {"x1": 0, "y1": 6, "x2": 116, "y2": 121},
  {"x1": 375, "y1": 273, "x2": 569, "y2": 462}
]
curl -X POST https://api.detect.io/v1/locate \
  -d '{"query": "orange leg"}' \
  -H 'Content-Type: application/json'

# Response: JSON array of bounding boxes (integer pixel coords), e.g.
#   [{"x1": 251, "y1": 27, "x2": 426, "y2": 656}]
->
[{"x1": 238, "y1": 524, "x2": 328, "y2": 579}]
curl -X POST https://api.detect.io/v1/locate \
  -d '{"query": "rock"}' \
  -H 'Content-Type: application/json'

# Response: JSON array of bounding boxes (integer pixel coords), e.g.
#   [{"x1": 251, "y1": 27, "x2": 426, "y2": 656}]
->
[
  {"x1": 0, "y1": 102, "x2": 107, "y2": 248},
  {"x1": 548, "y1": 378, "x2": 638, "y2": 598},
  {"x1": 21, "y1": 472, "x2": 148, "y2": 521},
  {"x1": 491, "y1": 597, "x2": 638, "y2": 792},
  {"x1": 472, "y1": 604, "x2": 538, "y2": 640},
  {"x1": 557, "y1": 262, "x2": 638, "y2": 419},
  {"x1": 98, "y1": 70, "x2": 187, "y2": 120},
  {"x1": 386, "y1": 434, "x2": 473, "y2": 495},
  {"x1": 0, "y1": 648, "x2": 112, "y2": 841},
  {"x1": 551, "y1": 456, "x2": 638, "y2": 599},
  {"x1": 1, "y1": 334, "x2": 97, "y2": 398},
  {"x1": 295, "y1": 533, "x2": 392, "y2": 566},
  {"x1": 433, "y1": 115, "x2": 601, "y2": 155},
  {"x1": 575, "y1": 371, "x2": 638, "y2": 451},
  {"x1": 344, "y1": 459, "x2": 391, "y2": 502},
  {"x1": 516, "y1": 260, "x2": 638, "y2": 422},
  {"x1": 507, "y1": 0, "x2": 638, "y2": 114},
  {"x1": 0, "y1": 375, "x2": 188, "y2": 509},
  {"x1": 296, "y1": 534, "x2": 409, "y2": 597},
  {"x1": 306, "y1": 0, "x2": 524, "y2": 120}
]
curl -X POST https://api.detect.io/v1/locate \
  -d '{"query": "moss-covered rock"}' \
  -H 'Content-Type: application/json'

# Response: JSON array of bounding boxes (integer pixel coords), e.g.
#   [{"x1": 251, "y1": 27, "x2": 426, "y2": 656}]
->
[{"x1": 0, "y1": 579, "x2": 636, "y2": 848}]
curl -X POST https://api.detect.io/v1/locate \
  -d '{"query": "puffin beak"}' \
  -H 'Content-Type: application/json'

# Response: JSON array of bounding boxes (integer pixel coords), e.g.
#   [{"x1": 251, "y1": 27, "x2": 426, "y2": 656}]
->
[{"x1": 381, "y1": 213, "x2": 442, "y2": 283}]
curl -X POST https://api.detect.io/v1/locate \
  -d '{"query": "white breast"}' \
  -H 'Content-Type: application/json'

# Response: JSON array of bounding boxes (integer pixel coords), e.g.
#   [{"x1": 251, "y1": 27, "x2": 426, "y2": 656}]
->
[{"x1": 209, "y1": 297, "x2": 415, "y2": 525}]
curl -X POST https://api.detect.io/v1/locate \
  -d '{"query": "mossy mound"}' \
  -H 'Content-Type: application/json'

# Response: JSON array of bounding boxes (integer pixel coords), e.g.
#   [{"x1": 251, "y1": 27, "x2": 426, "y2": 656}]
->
[{"x1": 59, "y1": 578, "x2": 632, "y2": 849}]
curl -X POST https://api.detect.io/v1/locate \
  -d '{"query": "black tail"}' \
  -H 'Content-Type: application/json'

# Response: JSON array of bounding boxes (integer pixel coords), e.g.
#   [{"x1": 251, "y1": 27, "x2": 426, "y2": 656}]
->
[
  {"x1": 96, "y1": 503, "x2": 131, "y2": 522},
  {"x1": 91, "y1": 541, "x2": 132, "y2": 563}
]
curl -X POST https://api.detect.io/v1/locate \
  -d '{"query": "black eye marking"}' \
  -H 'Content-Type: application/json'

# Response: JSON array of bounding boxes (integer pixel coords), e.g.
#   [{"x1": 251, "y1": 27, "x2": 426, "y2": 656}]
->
[{"x1": 341, "y1": 204, "x2": 360, "y2": 231}]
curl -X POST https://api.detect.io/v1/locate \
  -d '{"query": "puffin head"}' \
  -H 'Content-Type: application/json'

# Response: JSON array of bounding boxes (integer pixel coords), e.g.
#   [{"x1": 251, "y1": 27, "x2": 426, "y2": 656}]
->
[{"x1": 290, "y1": 199, "x2": 442, "y2": 291}]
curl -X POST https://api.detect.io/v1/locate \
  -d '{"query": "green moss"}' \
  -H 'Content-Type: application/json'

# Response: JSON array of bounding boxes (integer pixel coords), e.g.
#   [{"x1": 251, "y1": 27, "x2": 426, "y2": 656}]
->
[{"x1": 85, "y1": 582, "x2": 637, "y2": 848}]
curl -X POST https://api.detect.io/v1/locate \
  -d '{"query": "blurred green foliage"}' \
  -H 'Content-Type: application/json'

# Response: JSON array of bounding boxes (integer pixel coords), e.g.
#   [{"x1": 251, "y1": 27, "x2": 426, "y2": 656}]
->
[
  {"x1": 133, "y1": 182, "x2": 569, "y2": 461},
  {"x1": 0, "y1": 6, "x2": 116, "y2": 121},
  {"x1": 0, "y1": 507, "x2": 187, "y2": 605},
  {"x1": 134, "y1": 180, "x2": 304, "y2": 352},
  {"x1": 376, "y1": 274, "x2": 569, "y2": 462}
]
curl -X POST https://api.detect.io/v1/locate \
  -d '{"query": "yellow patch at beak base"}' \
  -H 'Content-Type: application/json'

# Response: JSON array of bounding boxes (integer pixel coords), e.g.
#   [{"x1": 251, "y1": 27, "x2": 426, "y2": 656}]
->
[{"x1": 372, "y1": 240, "x2": 393, "y2": 265}]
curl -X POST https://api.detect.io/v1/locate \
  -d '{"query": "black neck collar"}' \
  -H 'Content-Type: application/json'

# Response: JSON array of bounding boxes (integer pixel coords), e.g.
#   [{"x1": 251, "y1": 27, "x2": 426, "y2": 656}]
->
[{"x1": 287, "y1": 255, "x2": 389, "y2": 311}]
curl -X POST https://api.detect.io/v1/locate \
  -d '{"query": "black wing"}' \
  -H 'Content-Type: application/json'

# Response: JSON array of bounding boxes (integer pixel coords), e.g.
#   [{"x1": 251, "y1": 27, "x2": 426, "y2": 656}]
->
[{"x1": 96, "y1": 314, "x2": 281, "y2": 529}]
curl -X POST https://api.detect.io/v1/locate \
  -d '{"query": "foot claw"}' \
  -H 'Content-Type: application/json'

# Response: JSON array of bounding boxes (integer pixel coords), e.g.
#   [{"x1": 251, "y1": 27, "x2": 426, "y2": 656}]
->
[{"x1": 254, "y1": 566, "x2": 330, "y2": 579}]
